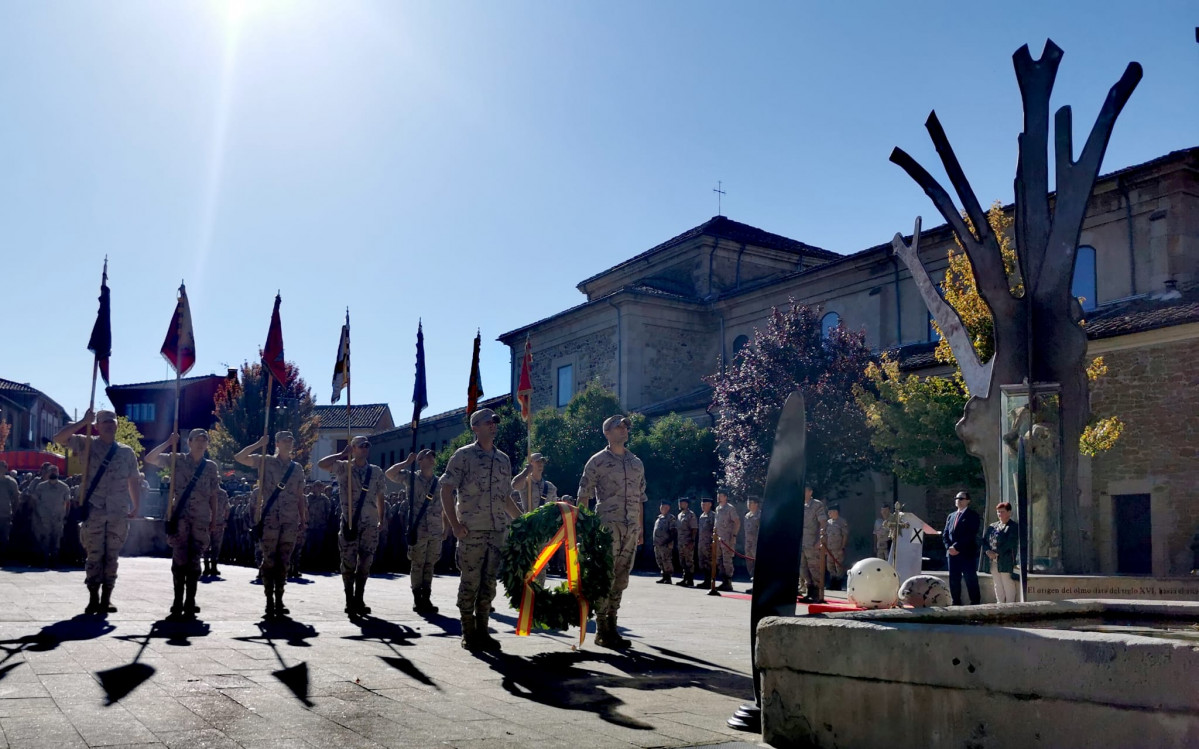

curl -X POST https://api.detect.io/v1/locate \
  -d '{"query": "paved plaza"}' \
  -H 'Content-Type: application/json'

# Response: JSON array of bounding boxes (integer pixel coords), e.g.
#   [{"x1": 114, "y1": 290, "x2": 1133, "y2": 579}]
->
[{"x1": 0, "y1": 559, "x2": 778, "y2": 748}]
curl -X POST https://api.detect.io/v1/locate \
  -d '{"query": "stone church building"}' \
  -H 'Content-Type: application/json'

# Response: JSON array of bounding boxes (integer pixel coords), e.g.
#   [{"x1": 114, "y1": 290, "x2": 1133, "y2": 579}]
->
[{"x1": 499, "y1": 147, "x2": 1199, "y2": 576}]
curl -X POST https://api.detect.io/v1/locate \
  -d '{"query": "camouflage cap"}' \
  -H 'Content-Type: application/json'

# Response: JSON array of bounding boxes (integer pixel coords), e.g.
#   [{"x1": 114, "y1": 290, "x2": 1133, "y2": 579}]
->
[
  {"x1": 529, "y1": 452, "x2": 548, "y2": 464},
  {"x1": 275, "y1": 430, "x2": 295, "y2": 443},
  {"x1": 602, "y1": 414, "x2": 630, "y2": 432},
  {"x1": 187, "y1": 428, "x2": 209, "y2": 440},
  {"x1": 95, "y1": 410, "x2": 117, "y2": 423},
  {"x1": 417, "y1": 449, "x2": 436, "y2": 460},
  {"x1": 470, "y1": 408, "x2": 499, "y2": 427}
]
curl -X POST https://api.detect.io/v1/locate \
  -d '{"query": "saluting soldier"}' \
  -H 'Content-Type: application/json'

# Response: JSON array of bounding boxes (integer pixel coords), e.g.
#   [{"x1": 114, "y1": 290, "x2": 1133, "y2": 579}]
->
[
  {"x1": 386, "y1": 449, "x2": 445, "y2": 615},
  {"x1": 318, "y1": 436, "x2": 386, "y2": 617},
  {"x1": 510, "y1": 453, "x2": 557, "y2": 512},
  {"x1": 714, "y1": 489, "x2": 741, "y2": 591},
  {"x1": 440, "y1": 408, "x2": 521, "y2": 651},
  {"x1": 53, "y1": 410, "x2": 140, "y2": 616},
  {"x1": 696, "y1": 497, "x2": 716, "y2": 588},
  {"x1": 824, "y1": 504, "x2": 850, "y2": 590},
  {"x1": 146, "y1": 429, "x2": 219, "y2": 620},
  {"x1": 675, "y1": 496, "x2": 698, "y2": 587},
  {"x1": 237, "y1": 431, "x2": 308, "y2": 618},
  {"x1": 577, "y1": 414, "x2": 647, "y2": 649},
  {"x1": 744, "y1": 496, "x2": 761, "y2": 580},
  {"x1": 204, "y1": 487, "x2": 230, "y2": 577}
]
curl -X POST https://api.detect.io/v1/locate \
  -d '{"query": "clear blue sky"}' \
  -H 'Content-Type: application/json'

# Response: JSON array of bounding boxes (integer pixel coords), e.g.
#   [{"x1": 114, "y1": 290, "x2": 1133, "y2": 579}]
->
[{"x1": 2, "y1": 1, "x2": 1195, "y2": 421}]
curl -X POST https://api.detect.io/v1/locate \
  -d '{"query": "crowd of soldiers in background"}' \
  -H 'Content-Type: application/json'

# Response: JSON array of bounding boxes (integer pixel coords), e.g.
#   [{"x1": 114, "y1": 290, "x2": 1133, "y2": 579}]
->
[{"x1": 0, "y1": 462, "x2": 461, "y2": 578}]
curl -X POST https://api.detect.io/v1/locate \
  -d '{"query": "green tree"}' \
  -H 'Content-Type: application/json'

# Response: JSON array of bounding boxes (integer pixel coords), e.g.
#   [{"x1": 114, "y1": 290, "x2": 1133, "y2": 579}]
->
[
  {"x1": 628, "y1": 413, "x2": 718, "y2": 501},
  {"x1": 433, "y1": 402, "x2": 528, "y2": 473},
  {"x1": 209, "y1": 361, "x2": 318, "y2": 470}
]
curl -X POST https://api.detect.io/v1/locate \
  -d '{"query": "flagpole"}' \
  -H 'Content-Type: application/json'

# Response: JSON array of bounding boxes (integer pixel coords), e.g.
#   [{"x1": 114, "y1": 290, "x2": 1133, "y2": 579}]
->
[
  {"x1": 79, "y1": 357, "x2": 98, "y2": 488},
  {"x1": 168, "y1": 368, "x2": 181, "y2": 519},
  {"x1": 345, "y1": 310, "x2": 353, "y2": 531},
  {"x1": 259, "y1": 373, "x2": 273, "y2": 513}
]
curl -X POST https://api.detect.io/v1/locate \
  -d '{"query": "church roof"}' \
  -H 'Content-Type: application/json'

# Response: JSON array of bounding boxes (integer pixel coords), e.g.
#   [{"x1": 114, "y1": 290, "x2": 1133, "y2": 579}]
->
[{"x1": 575, "y1": 215, "x2": 838, "y2": 292}]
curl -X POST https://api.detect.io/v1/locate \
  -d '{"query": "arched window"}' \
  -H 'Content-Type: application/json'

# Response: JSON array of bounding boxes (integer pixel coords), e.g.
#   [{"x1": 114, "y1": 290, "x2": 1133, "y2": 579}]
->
[
  {"x1": 821, "y1": 312, "x2": 841, "y2": 339},
  {"x1": 1072, "y1": 245, "x2": 1097, "y2": 312},
  {"x1": 732, "y1": 334, "x2": 749, "y2": 360}
]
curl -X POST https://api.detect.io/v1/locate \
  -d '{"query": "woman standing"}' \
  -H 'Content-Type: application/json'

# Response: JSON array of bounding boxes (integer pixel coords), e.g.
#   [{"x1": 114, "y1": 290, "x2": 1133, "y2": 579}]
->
[{"x1": 984, "y1": 502, "x2": 1020, "y2": 603}]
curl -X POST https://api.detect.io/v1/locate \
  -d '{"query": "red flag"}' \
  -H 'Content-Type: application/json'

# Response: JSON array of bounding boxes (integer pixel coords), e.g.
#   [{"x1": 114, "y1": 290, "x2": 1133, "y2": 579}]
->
[
  {"x1": 262, "y1": 293, "x2": 288, "y2": 385},
  {"x1": 467, "y1": 330, "x2": 484, "y2": 416},
  {"x1": 516, "y1": 335, "x2": 533, "y2": 421},
  {"x1": 160, "y1": 282, "x2": 196, "y2": 376}
]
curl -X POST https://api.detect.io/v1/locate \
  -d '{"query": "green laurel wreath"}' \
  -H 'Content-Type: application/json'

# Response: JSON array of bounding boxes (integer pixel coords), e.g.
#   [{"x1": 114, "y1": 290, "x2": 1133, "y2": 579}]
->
[{"x1": 500, "y1": 503, "x2": 614, "y2": 631}]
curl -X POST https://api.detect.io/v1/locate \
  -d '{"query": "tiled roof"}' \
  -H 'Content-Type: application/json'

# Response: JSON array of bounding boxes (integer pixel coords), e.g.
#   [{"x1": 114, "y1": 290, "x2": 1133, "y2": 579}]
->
[
  {"x1": 577, "y1": 215, "x2": 839, "y2": 291},
  {"x1": 883, "y1": 341, "x2": 942, "y2": 372},
  {"x1": 0, "y1": 378, "x2": 39, "y2": 394},
  {"x1": 314, "y1": 404, "x2": 393, "y2": 430},
  {"x1": 370, "y1": 394, "x2": 511, "y2": 441},
  {"x1": 1084, "y1": 289, "x2": 1199, "y2": 340},
  {"x1": 107, "y1": 374, "x2": 227, "y2": 391},
  {"x1": 639, "y1": 386, "x2": 715, "y2": 418}
]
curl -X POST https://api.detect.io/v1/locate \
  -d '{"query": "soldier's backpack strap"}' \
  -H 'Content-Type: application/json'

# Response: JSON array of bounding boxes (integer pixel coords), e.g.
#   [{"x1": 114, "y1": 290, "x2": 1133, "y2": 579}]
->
[
  {"x1": 350, "y1": 465, "x2": 373, "y2": 531},
  {"x1": 407, "y1": 476, "x2": 439, "y2": 545},
  {"x1": 253, "y1": 460, "x2": 297, "y2": 533},
  {"x1": 81, "y1": 441, "x2": 119, "y2": 509},
  {"x1": 166, "y1": 457, "x2": 209, "y2": 534}
]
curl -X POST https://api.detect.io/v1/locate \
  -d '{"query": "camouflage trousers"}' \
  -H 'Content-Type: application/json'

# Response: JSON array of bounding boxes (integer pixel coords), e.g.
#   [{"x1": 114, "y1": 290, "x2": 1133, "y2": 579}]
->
[
  {"x1": 339, "y1": 523, "x2": 379, "y2": 581},
  {"x1": 205, "y1": 522, "x2": 227, "y2": 563},
  {"x1": 745, "y1": 535, "x2": 758, "y2": 577},
  {"x1": 595, "y1": 521, "x2": 639, "y2": 619},
  {"x1": 81, "y1": 516, "x2": 129, "y2": 586},
  {"x1": 32, "y1": 516, "x2": 65, "y2": 564},
  {"x1": 169, "y1": 517, "x2": 211, "y2": 576},
  {"x1": 259, "y1": 520, "x2": 299, "y2": 584},
  {"x1": 800, "y1": 546, "x2": 822, "y2": 591},
  {"x1": 407, "y1": 534, "x2": 442, "y2": 591},
  {"x1": 455, "y1": 530, "x2": 504, "y2": 618},
  {"x1": 0, "y1": 518, "x2": 10, "y2": 558},
  {"x1": 678, "y1": 542, "x2": 695, "y2": 574},
  {"x1": 716, "y1": 536, "x2": 736, "y2": 578},
  {"x1": 826, "y1": 548, "x2": 846, "y2": 578},
  {"x1": 698, "y1": 534, "x2": 713, "y2": 577},
  {"x1": 653, "y1": 542, "x2": 674, "y2": 575}
]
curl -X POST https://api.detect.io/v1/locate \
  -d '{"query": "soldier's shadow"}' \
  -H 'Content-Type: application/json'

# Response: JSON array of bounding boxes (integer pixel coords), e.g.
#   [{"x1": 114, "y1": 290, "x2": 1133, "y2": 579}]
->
[
  {"x1": 99, "y1": 619, "x2": 211, "y2": 705},
  {"x1": 477, "y1": 647, "x2": 753, "y2": 729},
  {"x1": 233, "y1": 619, "x2": 318, "y2": 706},
  {"x1": 0, "y1": 615, "x2": 116, "y2": 682},
  {"x1": 343, "y1": 616, "x2": 438, "y2": 689}
]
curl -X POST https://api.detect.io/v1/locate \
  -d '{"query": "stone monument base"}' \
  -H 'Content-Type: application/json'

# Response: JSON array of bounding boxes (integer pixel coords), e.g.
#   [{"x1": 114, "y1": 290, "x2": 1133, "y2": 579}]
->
[
  {"x1": 928, "y1": 571, "x2": 1199, "y2": 602},
  {"x1": 757, "y1": 600, "x2": 1199, "y2": 748}
]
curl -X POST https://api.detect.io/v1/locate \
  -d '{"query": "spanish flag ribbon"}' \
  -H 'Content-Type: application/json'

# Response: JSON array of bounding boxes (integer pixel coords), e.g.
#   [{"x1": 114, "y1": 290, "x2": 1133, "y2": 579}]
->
[{"x1": 515, "y1": 502, "x2": 589, "y2": 646}]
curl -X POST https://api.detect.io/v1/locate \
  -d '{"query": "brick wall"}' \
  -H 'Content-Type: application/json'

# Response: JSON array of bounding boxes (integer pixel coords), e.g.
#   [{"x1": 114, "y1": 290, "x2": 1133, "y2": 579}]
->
[{"x1": 1089, "y1": 336, "x2": 1199, "y2": 574}]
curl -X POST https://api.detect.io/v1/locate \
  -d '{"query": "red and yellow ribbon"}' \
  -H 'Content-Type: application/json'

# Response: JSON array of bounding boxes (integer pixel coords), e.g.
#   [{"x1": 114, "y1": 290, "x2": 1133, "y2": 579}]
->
[{"x1": 515, "y1": 501, "x2": 589, "y2": 645}]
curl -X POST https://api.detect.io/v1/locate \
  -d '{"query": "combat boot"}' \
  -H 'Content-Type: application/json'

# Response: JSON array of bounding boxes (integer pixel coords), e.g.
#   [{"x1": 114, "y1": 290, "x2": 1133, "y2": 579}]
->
[
  {"x1": 264, "y1": 581, "x2": 277, "y2": 619},
  {"x1": 421, "y1": 586, "x2": 438, "y2": 614},
  {"x1": 679, "y1": 572, "x2": 694, "y2": 588},
  {"x1": 354, "y1": 578, "x2": 371, "y2": 616},
  {"x1": 183, "y1": 571, "x2": 201, "y2": 619},
  {"x1": 343, "y1": 575, "x2": 357, "y2": 617},
  {"x1": 100, "y1": 583, "x2": 117, "y2": 613},
  {"x1": 460, "y1": 615, "x2": 479, "y2": 650},
  {"x1": 593, "y1": 615, "x2": 612, "y2": 648},
  {"x1": 608, "y1": 615, "x2": 632, "y2": 649},
  {"x1": 274, "y1": 581, "x2": 289, "y2": 616},
  {"x1": 169, "y1": 567, "x2": 186, "y2": 619},
  {"x1": 718, "y1": 577, "x2": 734, "y2": 592},
  {"x1": 474, "y1": 613, "x2": 501, "y2": 651},
  {"x1": 85, "y1": 584, "x2": 101, "y2": 616},
  {"x1": 411, "y1": 589, "x2": 423, "y2": 613}
]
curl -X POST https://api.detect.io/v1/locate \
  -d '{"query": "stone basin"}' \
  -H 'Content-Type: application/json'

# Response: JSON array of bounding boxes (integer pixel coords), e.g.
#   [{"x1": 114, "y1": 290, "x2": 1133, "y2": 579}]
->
[{"x1": 757, "y1": 600, "x2": 1199, "y2": 749}]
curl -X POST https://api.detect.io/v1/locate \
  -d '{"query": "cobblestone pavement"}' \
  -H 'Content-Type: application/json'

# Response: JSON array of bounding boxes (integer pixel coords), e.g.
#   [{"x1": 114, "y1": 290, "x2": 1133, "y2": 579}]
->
[{"x1": 0, "y1": 559, "x2": 775, "y2": 748}]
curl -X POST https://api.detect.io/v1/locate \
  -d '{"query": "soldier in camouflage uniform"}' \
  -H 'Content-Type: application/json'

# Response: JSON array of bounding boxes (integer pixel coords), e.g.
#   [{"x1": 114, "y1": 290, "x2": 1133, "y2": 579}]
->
[
  {"x1": 54, "y1": 410, "x2": 140, "y2": 616},
  {"x1": 386, "y1": 449, "x2": 445, "y2": 615},
  {"x1": 441, "y1": 408, "x2": 521, "y2": 651},
  {"x1": 28, "y1": 465, "x2": 71, "y2": 567},
  {"x1": 675, "y1": 496, "x2": 697, "y2": 587},
  {"x1": 800, "y1": 486, "x2": 828, "y2": 603},
  {"x1": 0, "y1": 461, "x2": 17, "y2": 562},
  {"x1": 744, "y1": 496, "x2": 761, "y2": 580},
  {"x1": 824, "y1": 504, "x2": 849, "y2": 590},
  {"x1": 203, "y1": 487, "x2": 230, "y2": 577},
  {"x1": 577, "y1": 414, "x2": 646, "y2": 649},
  {"x1": 714, "y1": 490, "x2": 741, "y2": 591},
  {"x1": 146, "y1": 429, "x2": 219, "y2": 620},
  {"x1": 696, "y1": 497, "x2": 715, "y2": 588},
  {"x1": 652, "y1": 500, "x2": 676, "y2": 584},
  {"x1": 305, "y1": 483, "x2": 333, "y2": 572},
  {"x1": 510, "y1": 452, "x2": 558, "y2": 582},
  {"x1": 318, "y1": 436, "x2": 387, "y2": 617},
  {"x1": 237, "y1": 431, "x2": 308, "y2": 618}
]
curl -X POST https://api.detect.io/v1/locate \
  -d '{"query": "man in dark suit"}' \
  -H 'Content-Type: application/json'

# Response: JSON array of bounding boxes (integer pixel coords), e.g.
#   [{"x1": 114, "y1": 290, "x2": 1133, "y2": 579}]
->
[{"x1": 944, "y1": 490, "x2": 982, "y2": 605}]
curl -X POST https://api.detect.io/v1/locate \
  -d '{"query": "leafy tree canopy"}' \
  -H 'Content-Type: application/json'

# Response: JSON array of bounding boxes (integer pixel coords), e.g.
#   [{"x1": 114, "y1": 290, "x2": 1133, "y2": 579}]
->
[{"x1": 209, "y1": 360, "x2": 318, "y2": 470}]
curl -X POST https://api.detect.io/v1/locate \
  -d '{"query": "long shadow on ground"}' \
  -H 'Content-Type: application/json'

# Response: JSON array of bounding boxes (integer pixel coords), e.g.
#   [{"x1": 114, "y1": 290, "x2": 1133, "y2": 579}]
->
[
  {"x1": 476, "y1": 647, "x2": 753, "y2": 729},
  {"x1": 99, "y1": 619, "x2": 211, "y2": 705},
  {"x1": 233, "y1": 618, "x2": 319, "y2": 706},
  {"x1": 0, "y1": 615, "x2": 116, "y2": 682},
  {"x1": 343, "y1": 616, "x2": 439, "y2": 689}
]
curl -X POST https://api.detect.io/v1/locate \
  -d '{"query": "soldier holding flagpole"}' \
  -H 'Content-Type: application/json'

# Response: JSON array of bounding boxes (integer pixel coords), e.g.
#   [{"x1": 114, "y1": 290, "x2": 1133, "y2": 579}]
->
[{"x1": 52, "y1": 261, "x2": 141, "y2": 616}]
